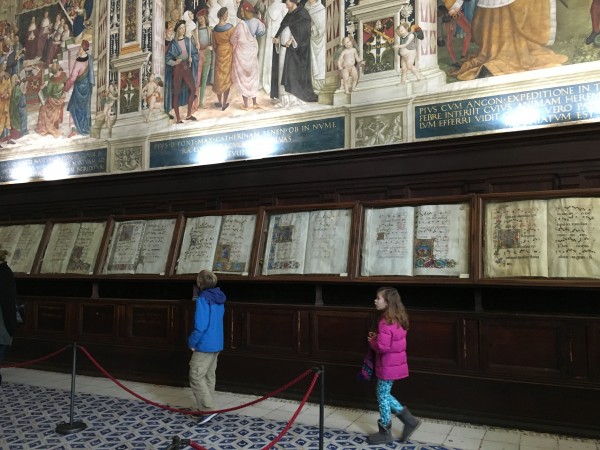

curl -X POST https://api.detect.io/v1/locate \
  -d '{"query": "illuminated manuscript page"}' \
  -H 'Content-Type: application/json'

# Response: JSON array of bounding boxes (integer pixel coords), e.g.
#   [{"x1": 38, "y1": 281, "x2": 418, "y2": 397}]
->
[
  {"x1": 41, "y1": 223, "x2": 80, "y2": 273},
  {"x1": 136, "y1": 218, "x2": 177, "y2": 274},
  {"x1": 413, "y1": 203, "x2": 470, "y2": 277},
  {"x1": 104, "y1": 220, "x2": 147, "y2": 274},
  {"x1": 66, "y1": 222, "x2": 106, "y2": 274},
  {"x1": 213, "y1": 214, "x2": 256, "y2": 275},
  {"x1": 262, "y1": 212, "x2": 310, "y2": 275},
  {"x1": 41, "y1": 222, "x2": 106, "y2": 274},
  {"x1": 547, "y1": 197, "x2": 600, "y2": 278},
  {"x1": 304, "y1": 209, "x2": 352, "y2": 275},
  {"x1": 176, "y1": 216, "x2": 222, "y2": 274},
  {"x1": 361, "y1": 207, "x2": 415, "y2": 276},
  {"x1": 0, "y1": 225, "x2": 23, "y2": 264},
  {"x1": 8, "y1": 224, "x2": 46, "y2": 274},
  {"x1": 484, "y1": 200, "x2": 548, "y2": 278}
]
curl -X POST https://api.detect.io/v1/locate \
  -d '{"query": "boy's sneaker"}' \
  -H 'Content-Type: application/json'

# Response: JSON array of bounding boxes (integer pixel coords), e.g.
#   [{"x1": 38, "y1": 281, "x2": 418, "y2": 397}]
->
[{"x1": 198, "y1": 413, "x2": 217, "y2": 425}]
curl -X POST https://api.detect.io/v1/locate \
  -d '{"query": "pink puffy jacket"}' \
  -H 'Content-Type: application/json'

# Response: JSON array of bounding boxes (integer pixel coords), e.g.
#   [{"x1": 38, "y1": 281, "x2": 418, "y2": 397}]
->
[{"x1": 369, "y1": 318, "x2": 409, "y2": 381}]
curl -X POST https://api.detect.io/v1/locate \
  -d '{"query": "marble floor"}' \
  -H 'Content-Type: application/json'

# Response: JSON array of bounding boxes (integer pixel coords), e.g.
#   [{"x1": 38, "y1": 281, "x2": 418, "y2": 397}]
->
[{"x1": 1, "y1": 367, "x2": 599, "y2": 450}]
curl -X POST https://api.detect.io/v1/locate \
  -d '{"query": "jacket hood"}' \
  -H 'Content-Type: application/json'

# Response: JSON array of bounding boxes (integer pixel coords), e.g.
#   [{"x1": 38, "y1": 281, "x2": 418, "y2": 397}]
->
[{"x1": 201, "y1": 287, "x2": 227, "y2": 306}]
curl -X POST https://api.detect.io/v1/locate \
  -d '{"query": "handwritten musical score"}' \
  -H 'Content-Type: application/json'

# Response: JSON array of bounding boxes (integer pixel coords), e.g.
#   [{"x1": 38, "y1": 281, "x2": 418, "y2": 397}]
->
[
  {"x1": 485, "y1": 197, "x2": 600, "y2": 278},
  {"x1": 176, "y1": 214, "x2": 257, "y2": 275},
  {"x1": 262, "y1": 209, "x2": 352, "y2": 276},
  {"x1": 361, "y1": 203, "x2": 470, "y2": 277},
  {"x1": 41, "y1": 222, "x2": 106, "y2": 274},
  {"x1": 104, "y1": 219, "x2": 176, "y2": 274},
  {"x1": 0, "y1": 224, "x2": 46, "y2": 274}
]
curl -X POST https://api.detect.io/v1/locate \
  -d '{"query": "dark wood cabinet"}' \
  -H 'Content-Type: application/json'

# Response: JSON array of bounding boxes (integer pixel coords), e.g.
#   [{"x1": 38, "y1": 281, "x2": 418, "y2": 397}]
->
[{"x1": 4, "y1": 122, "x2": 600, "y2": 438}]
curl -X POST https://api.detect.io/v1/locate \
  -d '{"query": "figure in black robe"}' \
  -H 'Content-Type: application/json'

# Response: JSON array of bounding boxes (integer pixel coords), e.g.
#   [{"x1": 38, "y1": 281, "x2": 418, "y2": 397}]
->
[{"x1": 270, "y1": 0, "x2": 317, "y2": 103}]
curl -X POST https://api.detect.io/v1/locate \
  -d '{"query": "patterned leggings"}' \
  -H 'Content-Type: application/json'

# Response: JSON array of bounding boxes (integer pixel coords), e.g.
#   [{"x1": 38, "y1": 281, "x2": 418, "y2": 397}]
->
[{"x1": 376, "y1": 378, "x2": 404, "y2": 426}]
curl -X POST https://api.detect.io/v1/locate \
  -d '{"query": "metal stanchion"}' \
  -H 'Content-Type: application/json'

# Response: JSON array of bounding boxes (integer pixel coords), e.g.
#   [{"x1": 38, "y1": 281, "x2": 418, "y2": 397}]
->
[
  {"x1": 318, "y1": 365, "x2": 325, "y2": 450},
  {"x1": 56, "y1": 342, "x2": 87, "y2": 435}
]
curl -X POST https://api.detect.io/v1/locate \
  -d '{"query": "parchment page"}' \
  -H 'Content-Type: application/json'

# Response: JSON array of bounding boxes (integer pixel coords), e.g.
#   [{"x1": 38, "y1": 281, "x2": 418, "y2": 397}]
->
[
  {"x1": 304, "y1": 209, "x2": 352, "y2": 275},
  {"x1": 40, "y1": 223, "x2": 81, "y2": 273},
  {"x1": 66, "y1": 222, "x2": 106, "y2": 274},
  {"x1": 262, "y1": 211, "x2": 310, "y2": 275},
  {"x1": 136, "y1": 218, "x2": 177, "y2": 274},
  {"x1": 176, "y1": 216, "x2": 222, "y2": 274},
  {"x1": 0, "y1": 225, "x2": 23, "y2": 263},
  {"x1": 413, "y1": 203, "x2": 470, "y2": 276},
  {"x1": 9, "y1": 224, "x2": 46, "y2": 274},
  {"x1": 361, "y1": 207, "x2": 415, "y2": 276},
  {"x1": 484, "y1": 200, "x2": 548, "y2": 278},
  {"x1": 104, "y1": 220, "x2": 146, "y2": 274},
  {"x1": 213, "y1": 214, "x2": 256, "y2": 274},
  {"x1": 548, "y1": 197, "x2": 600, "y2": 278}
]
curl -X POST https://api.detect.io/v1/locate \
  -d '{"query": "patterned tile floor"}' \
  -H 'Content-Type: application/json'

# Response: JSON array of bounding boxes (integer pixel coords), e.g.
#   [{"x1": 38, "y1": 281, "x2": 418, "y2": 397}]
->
[{"x1": 1, "y1": 368, "x2": 599, "y2": 450}]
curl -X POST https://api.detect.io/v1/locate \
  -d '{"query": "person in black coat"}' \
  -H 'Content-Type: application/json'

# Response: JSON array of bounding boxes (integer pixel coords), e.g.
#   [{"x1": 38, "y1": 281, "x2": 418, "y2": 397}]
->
[
  {"x1": 0, "y1": 248, "x2": 17, "y2": 384},
  {"x1": 270, "y1": 0, "x2": 318, "y2": 104}
]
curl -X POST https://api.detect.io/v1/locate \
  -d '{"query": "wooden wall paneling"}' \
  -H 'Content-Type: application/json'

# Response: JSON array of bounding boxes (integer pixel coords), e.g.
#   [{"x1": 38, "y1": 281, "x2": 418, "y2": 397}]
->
[
  {"x1": 589, "y1": 323, "x2": 600, "y2": 381},
  {"x1": 409, "y1": 312, "x2": 462, "y2": 370},
  {"x1": 248, "y1": 207, "x2": 267, "y2": 278},
  {"x1": 462, "y1": 318, "x2": 480, "y2": 371},
  {"x1": 566, "y1": 322, "x2": 591, "y2": 381},
  {"x1": 165, "y1": 212, "x2": 186, "y2": 276},
  {"x1": 34, "y1": 300, "x2": 69, "y2": 335},
  {"x1": 243, "y1": 309, "x2": 300, "y2": 356},
  {"x1": 480, "y1": 318, "x2": 565, "y2": 380},
  {"x1": 78, "y1": 303, "x2": 117, "y2": 339},
  {"x1": 94, "y1": 216, "x2": 116, "y2": 275},
  {"x1": 30, "y1": 220, "x2": 52, "y2": 274},
  {"x1": 125, "y1": 303, "x2": 174, "y2": 343},
  {"x1": 311, "y1": 309, "x2": 372, "y2": 362}
]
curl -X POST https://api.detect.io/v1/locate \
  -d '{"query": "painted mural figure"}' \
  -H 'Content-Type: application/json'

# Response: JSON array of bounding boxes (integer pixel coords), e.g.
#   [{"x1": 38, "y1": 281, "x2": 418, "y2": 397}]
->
[
  {"x1": 454, "y1": 0, "x2": 568, "y2": 80},
  {"x1": 36, "y1": 62, "x2": 67, "y2": 138},
  {"x1": 25, "y1": 16, "x2": 37, "y2": 60},
  {"x1": 164, "y1": 20, "x2": 199, "y2": 123},
  {"x1": 8, "y1": 75, "x2": 28, "y2": 142},
  {"x1": 439, "y1": 0, "x2": 473, "y2": 68},
  {"x1": 231, "y1": 2, "x2": 266, "y2": 110},
  {"x1": 64, "y1": 40, "x2": 94, "y2": 137},
  {"x1": 259, "y1": 0, "x2": 287, "y2": 95},
  {"x1": 271, "y1": 0, "x2": 318, "y2": 107},
  {"x1": 141, "y1": 74, "x2": 163, "y2": 123},
  {"x1": 337, "y1": 36, "x2": 364, "y2": 94},
  {"x1": 394, "y1": 24, "x2": 422, "y2": 84},
  {"x1": 304, "y1": 0, "x2": 326, "y2": 93},
  {"x1": 212, "y1": 7, "x2": 235, "y2": 111},
  {"x1": 194, "y1": 10, "x2": 214, "y2": 110},
  {"x1": 588, "y1": 0, "x2": 600, "y2": 44},
  {"x1": 101, "y1": 83, "x2": 119, "y2": 129},
  {"x1": 0, "y1": 65, "x2": 11, "y2": 143}
]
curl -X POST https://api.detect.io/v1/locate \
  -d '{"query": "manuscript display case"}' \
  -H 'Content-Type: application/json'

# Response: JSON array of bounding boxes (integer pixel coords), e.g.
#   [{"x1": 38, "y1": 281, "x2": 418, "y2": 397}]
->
[{"x1": 3, "y1": 123, "x2": 600, "y2": 438}]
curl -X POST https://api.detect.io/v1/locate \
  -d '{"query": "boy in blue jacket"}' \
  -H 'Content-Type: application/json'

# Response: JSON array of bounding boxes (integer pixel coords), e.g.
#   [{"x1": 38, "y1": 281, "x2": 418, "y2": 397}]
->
[{"x1": 188, "y1": 269, "x2": 226, "y2": 424}]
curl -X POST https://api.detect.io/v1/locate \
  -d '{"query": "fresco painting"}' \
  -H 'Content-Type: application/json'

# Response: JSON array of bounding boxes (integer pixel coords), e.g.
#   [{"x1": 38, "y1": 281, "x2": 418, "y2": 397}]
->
[{"x1": 0, "y1": 0, "x2": 599, "y2": 182}]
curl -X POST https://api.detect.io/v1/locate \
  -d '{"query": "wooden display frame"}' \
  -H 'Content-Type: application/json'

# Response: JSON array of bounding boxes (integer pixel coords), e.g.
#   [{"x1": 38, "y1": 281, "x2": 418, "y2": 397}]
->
[{"x1": 6, "y1": 190, "x2": 600, "y2": 287}]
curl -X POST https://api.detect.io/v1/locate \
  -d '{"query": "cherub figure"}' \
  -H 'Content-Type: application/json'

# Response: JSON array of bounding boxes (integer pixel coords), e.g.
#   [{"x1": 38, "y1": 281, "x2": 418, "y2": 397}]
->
[
  {"x1": 141, "y1": 73, "x2": 163, "y2": 123},
  {"x1": 394, "y1": 23, "x2": 422, "y2": 84},
  {"x1": 337, "y1": 35, "x2": 364, "y2": 94},
  {"x1": 102, "y1": 83, "x2": 119, "y2": 130}
]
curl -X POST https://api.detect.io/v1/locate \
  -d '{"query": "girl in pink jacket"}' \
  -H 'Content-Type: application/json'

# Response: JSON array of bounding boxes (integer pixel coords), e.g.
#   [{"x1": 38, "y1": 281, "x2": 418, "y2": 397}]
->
[{"x1": 366, "y1": 287, "x2": 421, "y2": 445}]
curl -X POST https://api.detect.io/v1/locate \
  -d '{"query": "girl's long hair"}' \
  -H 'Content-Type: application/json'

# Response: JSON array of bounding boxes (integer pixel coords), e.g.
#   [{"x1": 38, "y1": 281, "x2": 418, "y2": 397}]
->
[{"x1": 377, "y1": 287, "x2": 409, "y2": 329}]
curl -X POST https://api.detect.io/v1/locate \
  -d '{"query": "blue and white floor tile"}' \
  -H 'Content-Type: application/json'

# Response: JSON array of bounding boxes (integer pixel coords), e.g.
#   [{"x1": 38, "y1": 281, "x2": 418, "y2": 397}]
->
[{"x1": 1, "y1": 368, "x2": 599, "y2": 450}]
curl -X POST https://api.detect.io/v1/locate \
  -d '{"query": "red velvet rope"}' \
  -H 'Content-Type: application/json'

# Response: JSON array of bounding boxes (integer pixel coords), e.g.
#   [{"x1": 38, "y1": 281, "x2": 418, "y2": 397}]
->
[
  {"x1": 78, "y1": 345, "x2": 315, "y2": 415},
  {"x1": 0, "y1": 345, "x2": 69, "y2": 368},
  {"x1": 2, "y1": 344, "x2": 322, "y2": 450}
]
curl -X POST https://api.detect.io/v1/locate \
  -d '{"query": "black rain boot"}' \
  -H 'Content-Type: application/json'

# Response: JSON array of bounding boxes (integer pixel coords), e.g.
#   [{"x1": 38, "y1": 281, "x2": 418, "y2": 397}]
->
[
  {"x1": 397, "y1": 407, "x2": 422, "y2": 441},
  {"x1": 366, "y1": 419, "x2": 393, "y2": 445}
]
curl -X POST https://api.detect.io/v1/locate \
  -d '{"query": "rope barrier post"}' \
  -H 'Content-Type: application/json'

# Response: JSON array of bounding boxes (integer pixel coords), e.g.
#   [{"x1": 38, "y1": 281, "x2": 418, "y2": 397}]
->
[
  {"x1": 56, "y1": 342, "x2": 87, "y2": 435},
  {"x1": 315, "y1": 365, "x2": 325, "y2": 450}
]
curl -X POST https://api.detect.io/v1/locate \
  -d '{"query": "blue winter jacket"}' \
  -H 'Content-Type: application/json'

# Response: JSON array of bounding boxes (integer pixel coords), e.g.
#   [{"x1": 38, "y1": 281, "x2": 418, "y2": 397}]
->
[{"x1": 188, "y1": 287, "x2": 226, "y2": 352}]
